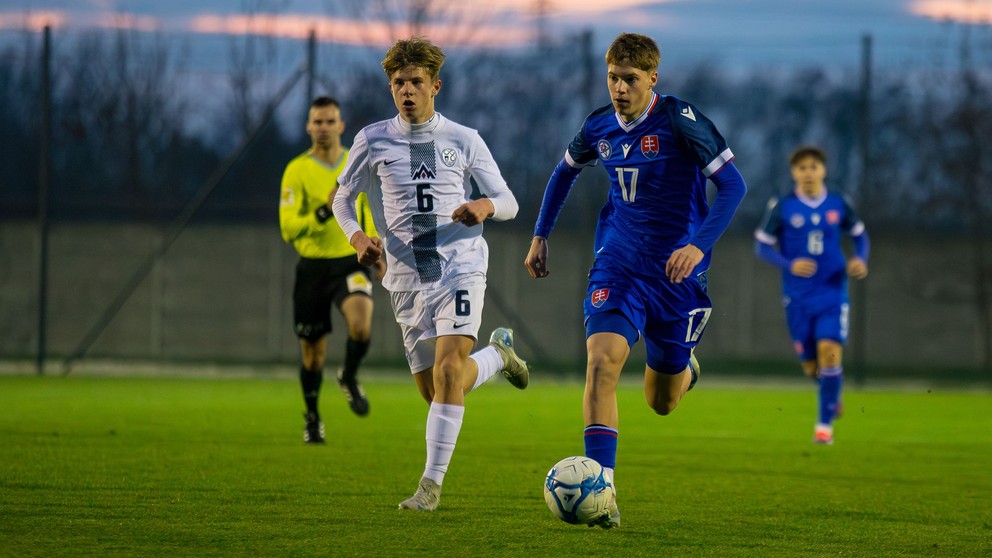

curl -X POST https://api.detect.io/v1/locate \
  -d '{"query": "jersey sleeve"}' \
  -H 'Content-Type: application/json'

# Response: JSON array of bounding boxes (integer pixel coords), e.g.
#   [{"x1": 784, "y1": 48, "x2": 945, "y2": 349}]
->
[
  {"x1": 334, "y1": 130, "x2": 374, "y2": 243},
  {"x1": 466, "y1": 131, "x2": 518, "y2": 221},
  {"x1": 564, "y1": 114, "x2": 600, "y2": 169},
  {"x1": 278, "y1": 158, "x2": 323, "y2": 244},
  {"x1": 840, "y1": 194, "x2": 866, "y2": 237},
  {"x1": 754, "y1": 196, "x2": 782, "y2": 246},
  {"x1": 667, "y1": 98, "x2": 734, "y2": 177}
]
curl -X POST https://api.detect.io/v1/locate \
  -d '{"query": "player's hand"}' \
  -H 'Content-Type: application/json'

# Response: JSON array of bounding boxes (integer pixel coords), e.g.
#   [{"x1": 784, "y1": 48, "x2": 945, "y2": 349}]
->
[
  {"x1": 790, "y1": 258, "x2": 817, "y2": 277},
  {"x1": 350, "y1": 232, "x2": 383, "y2": 267},
  {"x1": 524, "y1": 237, "x2": 550, "y2": 279},
  {"x1": 451, "y1": 199, "x2": 494, "y2": 226},
  {"x1": 847, "y1": 257, "x2": 868, "y2": 280},
  {"x1": 665, "y1": 244, "x2": 703, "y2": 284}
]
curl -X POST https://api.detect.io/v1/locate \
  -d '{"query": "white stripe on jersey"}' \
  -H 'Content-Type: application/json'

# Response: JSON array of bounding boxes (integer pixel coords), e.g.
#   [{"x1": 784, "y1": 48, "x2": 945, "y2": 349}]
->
[
  {"x1": 335, "y1": 113, "x2": 517, "y2": 292},
  {"x1": 702, "y1": 147, "x2": 734, "y2": 177}
]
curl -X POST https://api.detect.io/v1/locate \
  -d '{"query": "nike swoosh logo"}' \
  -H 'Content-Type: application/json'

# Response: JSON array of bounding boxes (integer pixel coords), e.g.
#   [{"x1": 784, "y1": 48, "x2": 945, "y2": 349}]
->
[
  {"x1": 384, "y1": 159, "x2": 400, "y2": 166},
  {"x1": 453, "y1": 323, "x2": 470, "y2": 329}
]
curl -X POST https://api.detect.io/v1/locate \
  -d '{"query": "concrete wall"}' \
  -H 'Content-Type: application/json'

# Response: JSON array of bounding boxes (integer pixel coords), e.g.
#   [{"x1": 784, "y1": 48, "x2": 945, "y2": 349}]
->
[{"x1": 1, "y1": 220, "x2": 989, "y2": 372}]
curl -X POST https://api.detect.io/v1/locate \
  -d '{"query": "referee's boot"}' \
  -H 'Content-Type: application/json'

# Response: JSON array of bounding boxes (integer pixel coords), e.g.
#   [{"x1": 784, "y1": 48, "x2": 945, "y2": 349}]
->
[{"x1": 337, "y1": 367, "x2": 370, "y2": 417}]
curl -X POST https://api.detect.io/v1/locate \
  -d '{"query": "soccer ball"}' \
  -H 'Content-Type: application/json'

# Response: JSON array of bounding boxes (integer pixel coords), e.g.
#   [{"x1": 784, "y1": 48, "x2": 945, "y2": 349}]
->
[{"x1": 543, "y1": 456, "x2": 612, "y2": 525}]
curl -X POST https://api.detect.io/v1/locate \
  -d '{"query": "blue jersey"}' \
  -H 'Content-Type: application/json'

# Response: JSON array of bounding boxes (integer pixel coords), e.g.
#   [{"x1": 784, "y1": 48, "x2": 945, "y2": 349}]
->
[
  {"x1": 755, "y1": 190, "x2": 865, "y2": 308},
  {"x1": 565, "y1": 93, "x2": 734, "y2": 276}
]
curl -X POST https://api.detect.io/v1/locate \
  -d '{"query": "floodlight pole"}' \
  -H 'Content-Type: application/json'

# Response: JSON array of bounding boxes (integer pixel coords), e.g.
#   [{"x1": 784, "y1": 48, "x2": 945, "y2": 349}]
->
[
  {"x1": 306, "y1": 28, "x2": 316, "y2": 108},
  {"x1": 853, "y1": 33, "x2": 873, "y2": 386},
  {"x1": 36, "y1": 25, "x2": 52, "y2": 375}
]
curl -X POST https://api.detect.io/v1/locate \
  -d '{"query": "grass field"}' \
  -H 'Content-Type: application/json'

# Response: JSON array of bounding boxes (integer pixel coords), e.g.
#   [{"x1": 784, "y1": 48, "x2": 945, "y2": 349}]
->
[{"x1": 1, "y1": 372, "x2": 990, "y2": 557}]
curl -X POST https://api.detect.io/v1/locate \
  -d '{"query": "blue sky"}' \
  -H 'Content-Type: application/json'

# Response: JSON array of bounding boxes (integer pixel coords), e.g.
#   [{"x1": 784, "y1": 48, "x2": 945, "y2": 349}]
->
[{"x1": 2, "y1": 0, "x2": 990, "y2": 70}]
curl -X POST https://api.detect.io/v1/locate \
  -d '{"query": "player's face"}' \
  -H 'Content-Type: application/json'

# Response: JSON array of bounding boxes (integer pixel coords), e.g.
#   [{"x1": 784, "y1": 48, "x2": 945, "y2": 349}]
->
[
  {"x1": 306, "y1": 105, "x2": 344, "y2": 149},
  {"x1": 607, "y1": 64, "x2": 658, "y2": 123},
  {"x1": 389, "y1": 65, "x2": 441, "y2": 125},
  {"x1": 791, "y1": 156, "x2": 827, "y2": 197}
]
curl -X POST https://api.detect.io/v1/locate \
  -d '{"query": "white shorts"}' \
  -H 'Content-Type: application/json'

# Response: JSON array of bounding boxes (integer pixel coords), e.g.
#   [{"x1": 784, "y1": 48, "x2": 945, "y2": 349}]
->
[{"x1": 389, "y1": 273, "x2": 487, "y2": 373}]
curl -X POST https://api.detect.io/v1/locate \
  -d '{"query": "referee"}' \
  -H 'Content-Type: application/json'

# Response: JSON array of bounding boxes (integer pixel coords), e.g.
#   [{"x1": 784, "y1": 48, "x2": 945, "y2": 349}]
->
[{"x1": 279, "y1": 96, "x2": 383, "y2": 444}]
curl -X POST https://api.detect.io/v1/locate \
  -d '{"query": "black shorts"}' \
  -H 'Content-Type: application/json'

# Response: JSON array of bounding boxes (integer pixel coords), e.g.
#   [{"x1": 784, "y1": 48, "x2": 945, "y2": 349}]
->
[{"x1": 293, "y1": 256, "x2": 373, "y2": 341}]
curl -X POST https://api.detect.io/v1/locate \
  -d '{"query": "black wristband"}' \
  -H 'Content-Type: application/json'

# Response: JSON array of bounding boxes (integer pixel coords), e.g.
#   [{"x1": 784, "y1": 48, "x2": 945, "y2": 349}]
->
[{"x1": 314, "y1": 204, "x2": 332, "y2": 223}]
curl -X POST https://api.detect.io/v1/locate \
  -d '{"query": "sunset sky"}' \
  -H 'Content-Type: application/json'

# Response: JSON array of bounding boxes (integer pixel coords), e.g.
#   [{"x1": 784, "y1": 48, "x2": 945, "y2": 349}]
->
[{"x1": 2, "y1": 0, "x2": 990, "y2": 68}]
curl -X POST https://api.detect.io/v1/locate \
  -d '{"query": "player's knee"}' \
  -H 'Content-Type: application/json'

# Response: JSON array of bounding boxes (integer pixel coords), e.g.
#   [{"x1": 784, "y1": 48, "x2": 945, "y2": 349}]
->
[
  {"x1": 347, "y1": 324, "x2": 372, "y2": 342},
  {"x1": 647, "y1": 394, "x2": 681, "y2": 416},
  {"x1": 817, "y1": 340, "x2": 843, "y2": 367},
  {"x1": 586, "y1": 349, "x2": 626, "y2": 376},
  {"x1": 433, "y1": 359, "x2": 463, "y2": 392}
]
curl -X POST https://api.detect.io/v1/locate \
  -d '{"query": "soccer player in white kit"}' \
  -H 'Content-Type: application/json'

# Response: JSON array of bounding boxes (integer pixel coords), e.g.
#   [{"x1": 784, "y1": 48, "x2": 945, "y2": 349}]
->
[{"x1": 332, "y1": 37, "x2": 529, "y2": 511}]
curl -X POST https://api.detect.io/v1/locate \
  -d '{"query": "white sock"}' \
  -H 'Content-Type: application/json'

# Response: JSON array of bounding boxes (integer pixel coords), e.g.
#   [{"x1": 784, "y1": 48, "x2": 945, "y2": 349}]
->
[
  {"x1": 468, "y1": 345, "x2": 503, "y2": 392},
  {"x1": 423, "y1": 402, "x2": 465, "y2": 485}
]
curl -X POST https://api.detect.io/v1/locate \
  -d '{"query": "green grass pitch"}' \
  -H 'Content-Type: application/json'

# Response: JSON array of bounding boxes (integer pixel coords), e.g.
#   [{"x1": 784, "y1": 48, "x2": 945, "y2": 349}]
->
[{"x1": 1, "y1": 373, "x2": 989, "y2": 557}]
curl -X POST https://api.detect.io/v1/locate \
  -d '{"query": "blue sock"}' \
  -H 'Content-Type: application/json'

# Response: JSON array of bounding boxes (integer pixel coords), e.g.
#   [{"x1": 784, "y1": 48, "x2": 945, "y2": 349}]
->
[
  {"x1": 818, "y1": 366, "x2": 843, "y2": 426},
  {"x1": 583, "y1": 424, "x2": 618, "y2": 469}
]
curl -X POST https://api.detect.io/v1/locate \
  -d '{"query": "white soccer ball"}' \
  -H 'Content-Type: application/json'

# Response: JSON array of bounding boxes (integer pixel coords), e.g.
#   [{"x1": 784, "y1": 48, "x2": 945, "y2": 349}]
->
[{"x1": 543, "y1": 456, "x2": 612, "y2": 525}]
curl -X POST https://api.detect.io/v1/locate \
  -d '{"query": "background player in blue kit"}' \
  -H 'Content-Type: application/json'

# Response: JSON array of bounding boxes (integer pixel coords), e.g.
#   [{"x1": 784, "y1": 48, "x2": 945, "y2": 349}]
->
[
  {"x1": 754, "y1": 145, "x2": 869, "y2": 445},
  {"x1": 524, "y1": 32, "x2": 747, "y2": 528}
]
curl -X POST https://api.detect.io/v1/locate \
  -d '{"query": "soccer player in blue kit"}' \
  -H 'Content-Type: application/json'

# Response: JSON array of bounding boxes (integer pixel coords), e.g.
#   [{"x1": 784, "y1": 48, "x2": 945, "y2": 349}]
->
[
  {"x1": 754, "y1": 145, "x2": 869, "y2": 445},
  {"x1": 524, "y1": 33, "x2": 747, "y2": 528}
]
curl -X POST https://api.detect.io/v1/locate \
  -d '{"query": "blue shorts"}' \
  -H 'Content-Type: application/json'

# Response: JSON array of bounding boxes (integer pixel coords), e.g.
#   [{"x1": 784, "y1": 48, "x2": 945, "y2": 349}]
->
[
  {"x1": 584, "y1": 257, "x2": 712, "y2": 375},
  {"x1": 785, "y1": 301, "x2": 849, "y2": 361}
]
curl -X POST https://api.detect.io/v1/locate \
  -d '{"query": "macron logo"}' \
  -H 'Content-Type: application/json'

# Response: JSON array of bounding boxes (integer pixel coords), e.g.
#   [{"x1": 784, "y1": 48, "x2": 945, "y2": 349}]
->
[
  {"x1": 621, "y1": 144, "x2": 632, "y2": 158},
  {"x1": 680, "y1": 106, "x2": 696, "y2": 122}
]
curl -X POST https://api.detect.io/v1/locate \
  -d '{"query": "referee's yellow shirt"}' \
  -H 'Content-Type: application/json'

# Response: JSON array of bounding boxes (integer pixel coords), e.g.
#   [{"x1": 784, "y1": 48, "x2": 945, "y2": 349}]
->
[{"x1": 279, "y1": 149, "x2": 377, "y2": 259}]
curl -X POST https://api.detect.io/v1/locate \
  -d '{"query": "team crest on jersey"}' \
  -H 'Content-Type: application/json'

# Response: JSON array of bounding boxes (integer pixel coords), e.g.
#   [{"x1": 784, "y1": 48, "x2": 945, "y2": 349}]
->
[
  {"x1": 641, "y1": 135, "x2": 659, "y2": 159},
  {"x1": 441, "y1": 148, "x2": 457, "y2": 167},
  {"x1": 597, "y1": 139, "x2": 612, "y2": 160},
  {"x1": 789, "y1": 214, "x2": 805, "y2": 228},
  {"x1": 413, "y1": 162, "x2": 436, "y2": 180},
  {"x1": 826, "y1": 209, "x2": 840, "y2": 224},
  {"x1": 590, "y1": 288, "x2": 610, "y2": 308}
]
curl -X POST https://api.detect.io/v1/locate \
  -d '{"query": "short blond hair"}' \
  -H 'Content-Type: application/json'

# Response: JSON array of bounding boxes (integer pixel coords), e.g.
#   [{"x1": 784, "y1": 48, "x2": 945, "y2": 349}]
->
[
  {"x1": 605, "y1": 33, "x2": 660, "y2": 72},
  {"x1": 381, "y1": 37, "x2": 446, "y2": 80}
]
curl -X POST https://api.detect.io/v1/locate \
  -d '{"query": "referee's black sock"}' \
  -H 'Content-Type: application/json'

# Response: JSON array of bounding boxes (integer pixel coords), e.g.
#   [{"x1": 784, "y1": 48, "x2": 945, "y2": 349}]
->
[
  {"x1": 342, "y1": 338, "x2": 370, "y2": 381},
  {"x1": 300, "y1": 366, "x2": 323, "y2": 415}
]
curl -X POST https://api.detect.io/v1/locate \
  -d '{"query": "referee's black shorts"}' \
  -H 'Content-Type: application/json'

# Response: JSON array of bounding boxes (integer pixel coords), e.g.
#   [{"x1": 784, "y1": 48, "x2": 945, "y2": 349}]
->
[{"x1": 293, "y1": 256, "x2": 373, "y2": 341}]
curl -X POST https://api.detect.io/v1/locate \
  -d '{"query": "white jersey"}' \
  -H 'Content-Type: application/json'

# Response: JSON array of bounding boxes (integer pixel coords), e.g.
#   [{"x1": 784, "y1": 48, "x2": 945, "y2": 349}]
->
[{"x1": 334, "y1": 113, "x2": 518, "y2": 292}]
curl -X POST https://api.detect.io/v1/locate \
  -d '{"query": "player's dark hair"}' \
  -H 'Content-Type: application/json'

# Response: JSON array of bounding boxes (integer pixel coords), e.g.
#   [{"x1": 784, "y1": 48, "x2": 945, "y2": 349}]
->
[
  {"x1": 606, "y1": 33, "x2": 660, "y2": 72},
  {"x1": 381, "y1": 37, "x2": 446, "y2": 80},
  {"x1": 311, "y1": 96, "x2": 340, "y2": 110},
  {"x1": 789, "y1": 145, "x2": 827, "y2": 166}
]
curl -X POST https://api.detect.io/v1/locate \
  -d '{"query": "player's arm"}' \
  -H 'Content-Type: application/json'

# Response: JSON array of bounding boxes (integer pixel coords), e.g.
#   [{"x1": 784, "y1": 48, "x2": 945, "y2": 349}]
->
[
  {"x1": 667, "y1": 161, "x2": 747, "y2": 283},
  {"x1": 331, "y1": 131, "x2": 382, "y2": 266},
  {"x1": 355, "y1": 192, "x2": 386, "y2": 280},
  {"x1": 524, "y1": 156, "x2": 584, "y2": 279},
  {"x1": 452, "y1": 133, "x2": 518, "y2": 226},
  {"x1": 664, "y1": 99, "x2": 746, "y2": 283},
  {"x1": 754, "y1": 197, "x2": 790, "y2": 270},
  {"x1": 842, "y1": 195, "x2": 870, "y2": 279},
  {"x1": 753, "y1": 197, "x2": 816, "y2": 277},
  {"x1": 526, "y1": 121, "x2": 596, "y2": 279}
]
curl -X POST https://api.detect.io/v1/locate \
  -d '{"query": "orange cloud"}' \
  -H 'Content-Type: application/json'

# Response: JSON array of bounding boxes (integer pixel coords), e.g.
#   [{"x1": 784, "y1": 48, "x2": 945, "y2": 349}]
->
[
  {"x1": 101, "y1": 13, "x2": 160, "y2": 32},
  {"x1": 189, "y1": 13, "x2": 532, "y2": 47},
  {"x1": 0, "y1": 11, "x2": 67, "y2": 31},
  {"x1": 911, "y1": 0, "x2": 992, "y2": 23}
]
